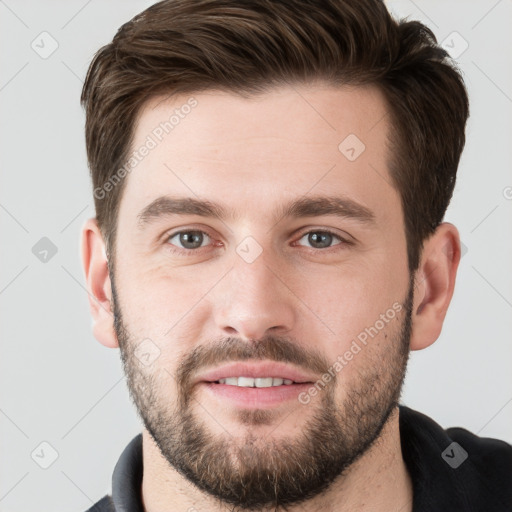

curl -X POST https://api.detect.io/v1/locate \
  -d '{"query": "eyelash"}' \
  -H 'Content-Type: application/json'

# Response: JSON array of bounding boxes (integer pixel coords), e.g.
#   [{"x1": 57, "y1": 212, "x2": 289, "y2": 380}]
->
[{"x1": 164, "y1": 228, "x2": 353, "y2": 255}]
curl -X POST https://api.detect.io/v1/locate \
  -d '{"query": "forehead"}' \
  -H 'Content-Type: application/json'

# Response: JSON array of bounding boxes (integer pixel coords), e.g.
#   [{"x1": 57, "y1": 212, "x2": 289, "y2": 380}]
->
[{"x1": 118, "y1": 83, "x2": 400, "y2": 230}]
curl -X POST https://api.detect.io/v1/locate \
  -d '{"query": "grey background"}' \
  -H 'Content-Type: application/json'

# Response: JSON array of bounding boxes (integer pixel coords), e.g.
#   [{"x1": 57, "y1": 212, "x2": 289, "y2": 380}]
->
[{"x1": 1, "y1": 1, "x2": 511, "y2": 511}]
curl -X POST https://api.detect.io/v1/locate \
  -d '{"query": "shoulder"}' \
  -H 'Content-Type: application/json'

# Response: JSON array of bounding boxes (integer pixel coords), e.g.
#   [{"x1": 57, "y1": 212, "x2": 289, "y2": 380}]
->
[
  {"x1": 442, "y1": 424, "x2": 512, "y2": 511},
  {"x1": 84, "y1": 495, "x2": 116, "y2": 512},
  {"x1": 400, "y1": 405, "x2": 512, "y2": 462},
  {"x1": 446, "y1": 424, "x2": 512, "y2": 483},
  {"x1": 399, "y1": 405, "x2": 512, "y2": 511}
]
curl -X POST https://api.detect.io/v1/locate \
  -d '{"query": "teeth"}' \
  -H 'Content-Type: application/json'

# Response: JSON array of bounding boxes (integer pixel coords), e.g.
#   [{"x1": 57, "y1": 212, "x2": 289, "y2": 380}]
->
[
  {"x1": 255, "y1": 377, "x2": 274, "y2": 387},
  {"x1": 238, "y1": 376, "x2": 255, "y2": 387},
  {"x1": 217, "y1": 377, "x2": 296, "y2": 387}
]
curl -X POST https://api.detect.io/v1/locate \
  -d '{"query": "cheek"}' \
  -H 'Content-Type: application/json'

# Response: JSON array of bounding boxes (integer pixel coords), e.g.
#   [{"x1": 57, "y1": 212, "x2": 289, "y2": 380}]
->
[
  {"x1": 322, "y1": 309, "x2": 407, "y2": 409},
  {"x1": 291, "y1": 258, "x2": 408, "y2": 378},
  {"x1": 296, "y1": 258, "x2": 406, "y2": 334},
  {"x1": 115, "y1": 262, "x2": 217, "y2": 338}
]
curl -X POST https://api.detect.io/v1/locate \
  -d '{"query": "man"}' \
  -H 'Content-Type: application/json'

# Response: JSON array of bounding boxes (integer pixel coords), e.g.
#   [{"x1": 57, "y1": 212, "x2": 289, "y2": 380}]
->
[{"x1": 80, "y1": 0, "x2": 512, "y2": 511}]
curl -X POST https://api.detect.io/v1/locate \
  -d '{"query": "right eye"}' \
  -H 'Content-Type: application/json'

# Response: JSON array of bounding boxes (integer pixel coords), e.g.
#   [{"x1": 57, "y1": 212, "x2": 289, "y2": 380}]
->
[{"x1": 166, "y1": 230, "x2": 213, "y2": 252}]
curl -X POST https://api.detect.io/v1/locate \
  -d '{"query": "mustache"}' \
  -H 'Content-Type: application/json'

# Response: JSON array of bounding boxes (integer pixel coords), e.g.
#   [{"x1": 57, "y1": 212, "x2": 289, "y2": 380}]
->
[{"x1": 176, "y1": 335, "x2": 330, "y2": 392}]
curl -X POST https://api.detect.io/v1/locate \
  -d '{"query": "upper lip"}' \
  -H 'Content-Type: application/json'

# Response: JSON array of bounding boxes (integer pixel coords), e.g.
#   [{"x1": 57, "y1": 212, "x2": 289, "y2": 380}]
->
[{"x1": 196, "y1": 361, "x2": 318, "y2": 384}]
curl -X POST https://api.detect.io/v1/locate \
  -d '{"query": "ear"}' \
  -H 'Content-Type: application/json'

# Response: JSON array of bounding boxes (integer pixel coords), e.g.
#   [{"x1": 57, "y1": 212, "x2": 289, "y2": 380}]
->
[
  {"x1": 409, "y1": 222, "x2": 461, "y2": 351},
  {"x1": 80, "y1": 217, "x2": 118, "y2": 348}
]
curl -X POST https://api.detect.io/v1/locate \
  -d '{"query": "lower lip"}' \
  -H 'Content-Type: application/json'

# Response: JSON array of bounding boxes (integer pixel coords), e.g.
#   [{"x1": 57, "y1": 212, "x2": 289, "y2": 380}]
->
[{"x1": 201, "y1": 382, "x2": 312, "y2": 408}]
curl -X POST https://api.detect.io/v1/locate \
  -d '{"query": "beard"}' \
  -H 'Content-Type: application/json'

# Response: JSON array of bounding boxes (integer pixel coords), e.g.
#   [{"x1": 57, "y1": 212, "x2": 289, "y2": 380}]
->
[{"x1": 111, "y1": 271, "x2": 413, "y2": 511}]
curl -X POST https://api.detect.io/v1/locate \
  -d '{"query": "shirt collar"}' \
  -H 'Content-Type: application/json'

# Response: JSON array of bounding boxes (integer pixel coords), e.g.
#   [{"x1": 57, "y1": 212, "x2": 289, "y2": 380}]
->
[{"x1": 111, "y1": 433, "x2": 144, "y2": 512}]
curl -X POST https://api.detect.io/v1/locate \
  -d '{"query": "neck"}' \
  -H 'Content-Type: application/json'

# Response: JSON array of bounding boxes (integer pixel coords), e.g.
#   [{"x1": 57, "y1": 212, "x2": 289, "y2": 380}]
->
[{"x1": 141, "y1": 406, "x2": 413, "y2": 512}]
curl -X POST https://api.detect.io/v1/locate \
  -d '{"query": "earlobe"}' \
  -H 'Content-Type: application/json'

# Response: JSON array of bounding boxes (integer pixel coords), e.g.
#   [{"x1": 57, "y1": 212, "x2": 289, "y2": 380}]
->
[
  {"x1": 80, "y1": 217, "x2": 119, "y2": 349},
  {"x1": 409, "y1": 222, "x2": 461, "y2": 351}
]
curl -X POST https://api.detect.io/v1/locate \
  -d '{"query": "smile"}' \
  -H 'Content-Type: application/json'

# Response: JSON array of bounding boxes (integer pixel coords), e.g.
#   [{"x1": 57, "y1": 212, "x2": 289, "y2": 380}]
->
[{"x1": 216, "y1": 377, "x2": 295, "y2": 387}]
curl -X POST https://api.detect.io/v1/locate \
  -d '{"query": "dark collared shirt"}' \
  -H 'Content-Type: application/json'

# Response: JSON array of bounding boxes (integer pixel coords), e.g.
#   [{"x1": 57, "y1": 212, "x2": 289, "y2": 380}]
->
[{"x1": 86, "y1": 405, "x2": 512, "y2": 511}]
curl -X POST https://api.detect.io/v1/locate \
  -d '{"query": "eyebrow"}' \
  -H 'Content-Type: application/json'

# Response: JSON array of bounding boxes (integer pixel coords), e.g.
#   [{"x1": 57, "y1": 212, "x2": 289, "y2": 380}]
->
[{"x1": 136, "y1": 194, "x2": 376, "y2": 229}]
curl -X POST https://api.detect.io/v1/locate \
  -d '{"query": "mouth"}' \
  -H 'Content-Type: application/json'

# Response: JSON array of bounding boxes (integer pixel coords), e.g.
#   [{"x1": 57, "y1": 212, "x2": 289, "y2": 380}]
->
[
  {"x1": 196, "y1": 362, "x2": 317, "y2": 408},
  {"x1": 212, "y1": 376, "x2": 301, "y2": 387},
  {"x1": 197, "y1": 361, "x2": 317, "y2": 385}
]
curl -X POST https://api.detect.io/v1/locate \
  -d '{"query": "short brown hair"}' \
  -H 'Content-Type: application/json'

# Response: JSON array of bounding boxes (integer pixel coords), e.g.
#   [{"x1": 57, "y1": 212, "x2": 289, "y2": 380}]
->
[{"x1": 81, "y1": 0, "x2": 469, "y2": 272}]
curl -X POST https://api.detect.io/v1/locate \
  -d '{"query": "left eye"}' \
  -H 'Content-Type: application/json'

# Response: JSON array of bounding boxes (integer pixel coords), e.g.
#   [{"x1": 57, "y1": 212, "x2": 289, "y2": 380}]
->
[
  {"x1": 167, "y1": 230, "x2": 212, "y2": 250},
  {"x1": 296, "y1": 230, "x2": 344, "y2": 249}
]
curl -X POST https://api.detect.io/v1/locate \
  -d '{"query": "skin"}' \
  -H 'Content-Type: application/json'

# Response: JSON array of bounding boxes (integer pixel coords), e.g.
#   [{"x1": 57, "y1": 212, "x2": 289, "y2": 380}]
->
[{"x1": 81, "y1": 82, "x2": 461, "y2": 511}]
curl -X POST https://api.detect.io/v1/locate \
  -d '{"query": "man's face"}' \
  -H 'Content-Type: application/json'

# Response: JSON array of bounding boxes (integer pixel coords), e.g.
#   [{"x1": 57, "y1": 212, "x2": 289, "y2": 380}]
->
[{"x1": 110, "y1": 84, "x2": 413, "y2": 509}]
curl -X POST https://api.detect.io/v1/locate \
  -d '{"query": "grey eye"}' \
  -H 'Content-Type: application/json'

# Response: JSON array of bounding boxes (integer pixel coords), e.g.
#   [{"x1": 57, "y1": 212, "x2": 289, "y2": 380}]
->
[
  {"x1": 168, "y1": 230, "x2": 211, "y2": 250},
  {"x1": 297, "y1": 231, "x2": 342, "y2": 249}
]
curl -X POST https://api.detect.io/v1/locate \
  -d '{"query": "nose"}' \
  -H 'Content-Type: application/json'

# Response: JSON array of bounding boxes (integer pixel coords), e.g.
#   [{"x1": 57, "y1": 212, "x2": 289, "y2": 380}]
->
[{"x1": 213, "y1": 251, "x2": 297, "y2": 341}]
